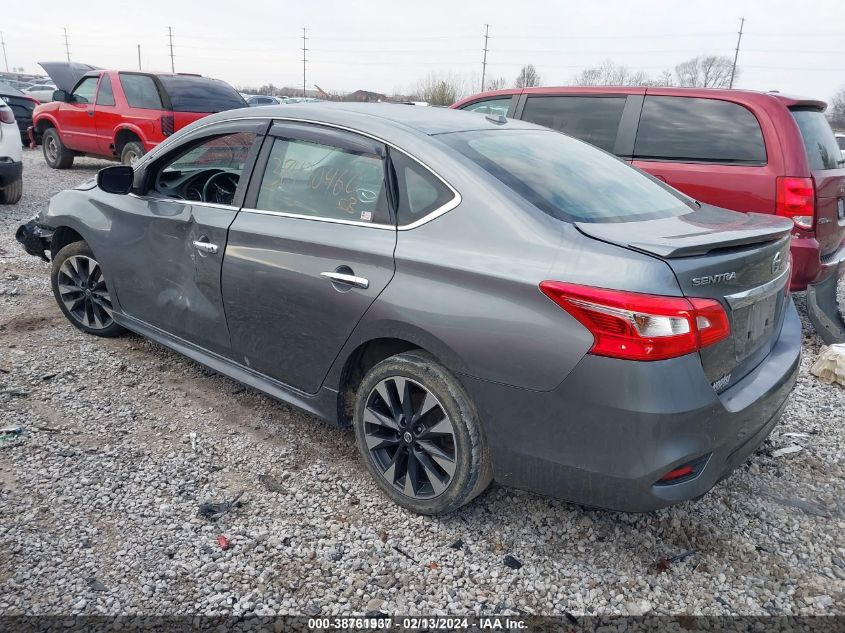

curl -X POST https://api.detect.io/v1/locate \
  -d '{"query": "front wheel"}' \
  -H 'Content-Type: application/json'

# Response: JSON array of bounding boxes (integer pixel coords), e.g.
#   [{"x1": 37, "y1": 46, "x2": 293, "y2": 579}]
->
[
  {"x1": 50, "y1": 241, "x2": 126, "y2": 337},
  {"x1": 42, "y1": 128, "x2": 74, "y2": 169},
  {"x1": 353, "y1": 351, "x2": 492, "y2": 514}
]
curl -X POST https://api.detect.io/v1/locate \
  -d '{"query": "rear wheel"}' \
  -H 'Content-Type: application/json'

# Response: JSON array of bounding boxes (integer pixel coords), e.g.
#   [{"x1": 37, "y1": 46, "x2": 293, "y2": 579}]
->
[
  {"x1": 0, "y1": 177, "x2": 22, "y2": 204},
  {"x1": 353, "y1": 351, "x2": 492, "y2": 514},
  {"x1": 120, "y1": 141, "x2": 145, "y2": 165},
  {"x1": 42, "y1": 128, "x2": 74, "y2": 169},
  {"x1": 50, "y1": 241, "x2": 125, "y2": 337}
]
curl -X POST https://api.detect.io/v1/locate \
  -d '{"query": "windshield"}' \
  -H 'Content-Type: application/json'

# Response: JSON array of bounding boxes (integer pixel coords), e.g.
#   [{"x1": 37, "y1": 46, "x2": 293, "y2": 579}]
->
[
  {"x1": 441, "y1": 129, "x2": 691, "y2": 223},
  {"x1": 157, "y1": 76, "x2": 247, "y2": 113}
]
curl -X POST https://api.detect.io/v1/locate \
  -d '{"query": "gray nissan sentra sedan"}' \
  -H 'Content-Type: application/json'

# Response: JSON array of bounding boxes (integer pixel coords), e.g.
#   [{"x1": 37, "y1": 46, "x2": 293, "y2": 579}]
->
[{"x1": 17, "y1": 103, "x2": 801, "y2": 515}]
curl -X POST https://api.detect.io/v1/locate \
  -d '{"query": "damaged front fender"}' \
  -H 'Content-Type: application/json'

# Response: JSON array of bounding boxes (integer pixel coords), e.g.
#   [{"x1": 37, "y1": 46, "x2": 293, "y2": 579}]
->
[{"x1": 15, "y1": 219, "x2": 53, "y2": 262}]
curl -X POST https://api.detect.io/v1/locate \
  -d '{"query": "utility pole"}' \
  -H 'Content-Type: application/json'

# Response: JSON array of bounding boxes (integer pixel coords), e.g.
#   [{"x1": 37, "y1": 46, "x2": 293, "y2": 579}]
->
[
  {"x1": 301, "y1": 27, "x2": 308, "y2": 98},
  {"x1": 168, "y1": 26, "x2": 175, "y2": 72},
  {"x1": 480, "y1": 24, "x2": 490, "y2": 92},
  {"x1": 0, "y1": 32, "x2": 8, "y2": 73},
  {"x1": 63, "y1": 28, "x2": 70, "y2": 62},
  {"x1": 729, "y1": 17, "x2": 744, "y2": 89},
  {"x1": 137, "y1": 44, "x2": 142, "y2": 70}
]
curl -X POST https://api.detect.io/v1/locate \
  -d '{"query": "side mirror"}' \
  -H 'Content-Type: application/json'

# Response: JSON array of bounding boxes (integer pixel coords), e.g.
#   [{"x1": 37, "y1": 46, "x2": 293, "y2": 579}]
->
[
  {"x1": 97, "y1": 165, "x2": 134, "y2": 195},
  {"x1": 52, "y1": 89, "x2": 69, "y2": 103}
]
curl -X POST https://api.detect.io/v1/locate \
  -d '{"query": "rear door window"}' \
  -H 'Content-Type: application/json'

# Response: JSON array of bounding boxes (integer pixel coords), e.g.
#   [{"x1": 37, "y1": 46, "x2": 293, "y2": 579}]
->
[
  {"x1": 390, "y1": 151, "x2": 456, "y2": 225},
  {"x1": 70, "y1": 77, "x2": 98, "y2": 104},
  {"x1": 634, "y1": 96, "x2": 766, "y2": 164},
  {"x1": 158, "y1": 76, "x2": 246, "y2": 113},
  {"x1": 461, "y1": 98, "x2": 511, "y2": 116},
  {"x1": 521, "y1": 96, "x2": 626, "y2": 152},
  {"x1": 791, "y1": 109, "x2": 843, "y2": 170},
  {"x1": 96, "y1": 74, "x2": 115, "y2": 106},
  {"x1": 119, "y1": 73, "x2": 163, "y2": 110},
  {"x1": 254, "y1": 137, "x2": 390, "y2": 224}
]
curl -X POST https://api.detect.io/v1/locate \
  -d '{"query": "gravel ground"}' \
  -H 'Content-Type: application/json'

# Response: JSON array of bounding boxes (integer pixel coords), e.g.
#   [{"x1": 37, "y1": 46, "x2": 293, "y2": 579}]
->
[{"x1": 1, "y1": 149, "x2": 844, "y2": 617}]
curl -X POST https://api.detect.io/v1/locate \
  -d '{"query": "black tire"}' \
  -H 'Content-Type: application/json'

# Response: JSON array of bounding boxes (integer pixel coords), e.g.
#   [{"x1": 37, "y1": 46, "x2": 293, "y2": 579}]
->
[
  {"x1": 120, "y1": 141, "x2": 145, "y2": 166},
  {"x1": 0, "y1": 177, "x2": 22, "y2": 204},
  {"x1": 50, "y1": 241, "x2": 126, "y2": 338},
  {"x1": 353, "y1": 351, "x2": 492, "y2": 515},
  {"x1": 42, "y1": 127, "x2": 74, "y2": 169}
]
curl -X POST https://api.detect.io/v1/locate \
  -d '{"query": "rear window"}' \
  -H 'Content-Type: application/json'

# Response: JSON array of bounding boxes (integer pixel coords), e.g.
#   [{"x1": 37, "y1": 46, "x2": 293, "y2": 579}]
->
[
  {"x1": 158, "y1": 76, "x2": 246, "y2": 113},
  {"x1": 441, "y1": 129, "x2": 690, "y2": 223},
  {"x1": 119, "y1": 73, "x2": 163, "y2": 110},
  {"x1": 521, "y1": 96, "x2": 626, "y2": 152},
  {"x1": 634, "y1": 96, "x2": 767, "y2": 165},
  {"x1": 791, "y1": 109, "x2": 843, "y2": 170}
]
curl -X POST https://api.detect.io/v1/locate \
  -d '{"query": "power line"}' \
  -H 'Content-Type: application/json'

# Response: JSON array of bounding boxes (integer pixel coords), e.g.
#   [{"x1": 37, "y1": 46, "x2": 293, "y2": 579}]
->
[
  {"x1": 168, "y1": 26, "x2": 175, "y2": 72},
  {"x1": 301, "y1": 27, "x2": 308, "y2": 98},
  {"x1": 480, "y1": 24, "x2": 490, "y2": 92},
  {"x1": 730, "y1": 17, "x2": 745, "y2": 89},
  {"x1": 0, "y1": 32, "x2": 8, "y2": 73},
  {"x1": 63, "y1": 27, "x2": 70, "y2": 62}
]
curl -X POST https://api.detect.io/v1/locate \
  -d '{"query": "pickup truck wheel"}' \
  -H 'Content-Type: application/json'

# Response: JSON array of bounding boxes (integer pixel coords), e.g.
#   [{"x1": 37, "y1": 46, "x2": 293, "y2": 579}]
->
[
  {"x1": 42, "y1": 128, "x2": 74, "y2": 169},
  {"x1": 51, "y1": 241, "x2": 126, "y2": 338},
  {"x1": 0, "y1": 177, "x2": 22, "y2": 205},
  {"x1": 120, "y1": 141, "x2": 145, "y2": 165}
]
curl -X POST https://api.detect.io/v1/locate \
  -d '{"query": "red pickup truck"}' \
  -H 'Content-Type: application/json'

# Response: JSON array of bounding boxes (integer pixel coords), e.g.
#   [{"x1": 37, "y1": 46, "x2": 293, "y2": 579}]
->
[{"x1": 30, "y1": 62, "x2": 246, "y2": 168}]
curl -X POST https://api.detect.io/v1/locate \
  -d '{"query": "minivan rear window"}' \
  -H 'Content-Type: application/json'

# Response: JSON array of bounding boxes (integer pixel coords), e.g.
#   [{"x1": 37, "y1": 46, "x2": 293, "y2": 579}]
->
[
  {"x1": 158, "y1": 76, "x2": 247, "y2": 113},
  {"x1": 791, "y1": 109, "x2": 843, "y2": 170},
  {"x1": 634, "y1": 96, "x2": 766, "y2": 165},
  {"x1": 442, "y1": 129, "x2": 690, "y2": 223}
]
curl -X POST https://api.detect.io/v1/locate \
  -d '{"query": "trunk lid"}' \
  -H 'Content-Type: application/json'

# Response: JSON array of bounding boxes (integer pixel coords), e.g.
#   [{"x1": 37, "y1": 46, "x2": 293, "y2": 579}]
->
[
  {"x1": 576, "y1": 204, "x2": 793, "y2": 390},
  {"x1": 789, "y1": 108, "x2": 845, "y2": 257}
]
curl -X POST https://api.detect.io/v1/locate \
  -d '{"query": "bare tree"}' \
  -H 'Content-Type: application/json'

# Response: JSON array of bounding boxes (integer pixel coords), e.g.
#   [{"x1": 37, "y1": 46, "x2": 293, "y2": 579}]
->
[
  {"x1": 515, "y1": 65, "x2": 541, "y2": 88},
  {"x1": 572, "y1": 59, "x2": 650, "y2": 86},
  {"x1": 485, "y1": 76, "x2": 510, "y2": 91},
  {"x1": 673, "y1": 55, "x2": 735, "y2": 88},
  {"x1": 829, "y1": 86, "x2": 845, "y2": 131},
  {"x1": 415, "y1": 72, "x2": 464, "y2": 106}
]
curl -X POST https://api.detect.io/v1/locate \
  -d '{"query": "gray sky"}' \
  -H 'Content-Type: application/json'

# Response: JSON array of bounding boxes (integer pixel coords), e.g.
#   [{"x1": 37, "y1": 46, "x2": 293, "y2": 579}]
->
[{"x1": 4, "y1": 0, "x2": 845, "y2": 100}]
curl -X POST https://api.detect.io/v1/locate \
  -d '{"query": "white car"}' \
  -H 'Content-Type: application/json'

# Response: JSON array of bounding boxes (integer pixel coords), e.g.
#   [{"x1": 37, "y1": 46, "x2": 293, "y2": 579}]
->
[
  {"x1": 0, "y1": 101, "x2": 23, "y2": 204},
  {"x1": 836, "y1": 132, "x2": 845, "y2": 162},
  {"x1": 24, "y1": 84, "x2": 56, "y2": 103}
]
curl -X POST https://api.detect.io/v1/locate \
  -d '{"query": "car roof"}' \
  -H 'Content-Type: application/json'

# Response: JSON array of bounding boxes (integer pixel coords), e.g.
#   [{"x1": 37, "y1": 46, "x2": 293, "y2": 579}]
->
[
  {"x1": 197, "y1": 101, "x2": 542, "y2": 137},
  {"x1": 455, "y1": 86, "x2": 828, "y2": 111}
]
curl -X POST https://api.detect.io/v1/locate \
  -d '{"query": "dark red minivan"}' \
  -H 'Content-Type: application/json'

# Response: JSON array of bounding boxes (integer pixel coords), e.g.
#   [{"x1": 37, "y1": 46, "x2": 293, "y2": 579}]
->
[{"x1": 452, "y1": 87, "x2": 845, "y2": 342}]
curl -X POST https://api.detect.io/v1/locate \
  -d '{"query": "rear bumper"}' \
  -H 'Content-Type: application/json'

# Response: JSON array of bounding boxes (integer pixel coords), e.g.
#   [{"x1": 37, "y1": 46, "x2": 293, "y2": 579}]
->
[
  {"x1": 0, "y1": 159, "x2": 22, "y2": 187},
  {"x1": 806, "y1": 246, "x2": 845, "y2": 344},
  {"x1": 462, "y1": 299, "x2": 802, "y2": 512},
  {"x1": 790, "y1": 235, "x2": 845, "y2": 290}
]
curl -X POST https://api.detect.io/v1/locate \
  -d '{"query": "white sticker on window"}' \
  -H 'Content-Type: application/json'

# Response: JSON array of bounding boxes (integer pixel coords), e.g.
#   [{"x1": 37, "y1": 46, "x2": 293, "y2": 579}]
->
[{"x1": 360, "y1": 211, "x2": 373, "y2": 222}]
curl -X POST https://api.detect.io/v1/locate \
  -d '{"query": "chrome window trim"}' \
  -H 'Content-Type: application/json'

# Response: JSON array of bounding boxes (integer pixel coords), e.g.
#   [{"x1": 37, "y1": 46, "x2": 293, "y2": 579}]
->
[
  {"x1": 241, "y1": 208, "x2": 395, "y2": 230},
  {"x1": 127, "y1": 193, "x2": 239, "y2": 212},
  {"x1": 142, "y1": 115, "x2": 463, "y2": 230},
  {"x1": 724, "y1": 266, "x2": 790, "y2": 310}
]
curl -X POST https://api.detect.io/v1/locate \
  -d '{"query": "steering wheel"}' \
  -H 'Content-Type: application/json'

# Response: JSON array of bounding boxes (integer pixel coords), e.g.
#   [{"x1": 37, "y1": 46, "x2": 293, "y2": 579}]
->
[{"x1": 202, "y1": 172, "x2": 239, "y2": 205}]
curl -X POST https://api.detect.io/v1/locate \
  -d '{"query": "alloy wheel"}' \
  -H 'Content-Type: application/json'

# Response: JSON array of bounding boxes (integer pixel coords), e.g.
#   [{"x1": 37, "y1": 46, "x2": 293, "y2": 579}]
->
[
  {"x1": 57, "y1": 255, "x2": 114, "y2": 330},
  {"x1": 45, "y1": 136, "x2": 58, "y2": 162},
  {"x1": 363, "y1": 377, "x2": 457, "y2": 499}
]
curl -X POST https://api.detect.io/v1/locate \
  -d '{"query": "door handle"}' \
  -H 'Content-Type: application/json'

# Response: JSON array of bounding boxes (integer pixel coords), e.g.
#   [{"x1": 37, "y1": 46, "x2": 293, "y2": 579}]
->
[
  {"x1": 320, "y1": 271, "x2": 369, "y2": 289},
  {"x1": 192, "y1": 240, "x2": 219, "y2": 254}
]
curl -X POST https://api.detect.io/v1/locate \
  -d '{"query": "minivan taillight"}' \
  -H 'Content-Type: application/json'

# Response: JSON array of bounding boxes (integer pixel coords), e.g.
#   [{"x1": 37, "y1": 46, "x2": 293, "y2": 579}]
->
[
  {"x1": 776, "y1": 176, "x2": 814, "y2": 229},
  {"x1": 0, "y1": 108, "x2": 14, "y2": 124},
  {"x1": 539, "y1": 282, "x2": 730, "y2": 361},
  {"x1": 160, "y1": 114, "x2": 174, "y2": 137}
]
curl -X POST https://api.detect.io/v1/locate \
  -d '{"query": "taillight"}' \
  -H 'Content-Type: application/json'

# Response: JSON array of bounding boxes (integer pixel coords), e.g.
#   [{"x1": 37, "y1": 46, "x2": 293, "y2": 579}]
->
[
  {"x1": 0, "y1": 107, "x2": 14, "y2": 124},
  {"x1": 161, "y1": 114, "x2": 174, "y2": 137},
  {"x1": 539, "y1": 282, "x2": 731, "y2": 361},
  {"x1": 776, "y1": 176, "x2": 814, "y2": 229}
]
